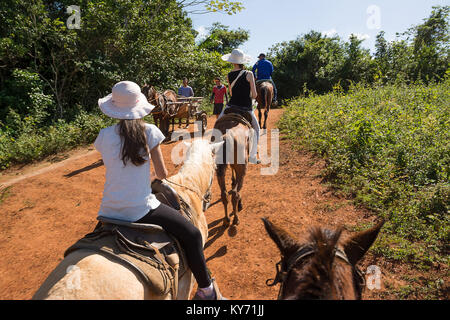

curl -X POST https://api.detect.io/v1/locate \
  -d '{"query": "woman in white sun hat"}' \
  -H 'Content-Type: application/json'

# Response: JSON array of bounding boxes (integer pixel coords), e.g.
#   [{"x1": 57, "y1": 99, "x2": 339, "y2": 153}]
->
[
  {"x1": 95, "y1": 81, "x2": 225, "y2": 300},
  {"x1": 219, "y1": 49, "x2": 261, "y2": 164}
]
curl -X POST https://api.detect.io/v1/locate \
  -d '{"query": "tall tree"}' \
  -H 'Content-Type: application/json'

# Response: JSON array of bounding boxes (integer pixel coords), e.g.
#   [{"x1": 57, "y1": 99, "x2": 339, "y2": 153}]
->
[{"x1": 198, "y1": 22, "x2": 249, "y2": 54}]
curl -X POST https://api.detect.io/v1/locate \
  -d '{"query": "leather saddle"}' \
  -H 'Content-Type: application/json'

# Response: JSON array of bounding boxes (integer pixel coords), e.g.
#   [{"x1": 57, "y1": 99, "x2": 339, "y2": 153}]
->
[
  {"x1": 216, "y1": 106, "x2": 253, "y2": 129},
  {"x1": 63, "y1": 180, "x2": 196, "y2": 298},
  {"x1": 151, "y1": 179, "x2": 181, "y2": 211}
]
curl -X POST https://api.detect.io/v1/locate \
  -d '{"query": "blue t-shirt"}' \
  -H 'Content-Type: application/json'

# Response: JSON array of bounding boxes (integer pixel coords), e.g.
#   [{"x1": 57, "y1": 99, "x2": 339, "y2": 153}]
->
[
  {"x1": 178, "y1": 86, "x2": 194, "y2": 97},
  {"x1": 252, "y1": 59, "x2": 274, "y2": 80}
]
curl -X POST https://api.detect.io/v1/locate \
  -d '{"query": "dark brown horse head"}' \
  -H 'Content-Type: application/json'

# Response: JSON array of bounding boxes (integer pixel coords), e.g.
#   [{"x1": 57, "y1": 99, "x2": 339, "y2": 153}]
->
[
  {"x1": 262, "y1": 218, "x2": 384, "y2": 300},
  {"x1": 142, "y1": 84, "x2": 157, "y2": 102}
]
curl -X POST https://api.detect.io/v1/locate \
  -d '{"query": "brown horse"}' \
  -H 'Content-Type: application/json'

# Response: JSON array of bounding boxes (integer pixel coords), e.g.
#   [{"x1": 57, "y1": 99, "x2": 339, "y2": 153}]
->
[
  {"x1": 213, "y1": 113, "x2": 252, "y2": 226},
  {"x1": 262, "y1": 218, "x2": 384, "y2": 300},
  {"x1": 142, "y1": 84, "x2": 166, "y2": 127},
  {"x1": 256, "y1": 81, "x2": 274, "y2": 129}
]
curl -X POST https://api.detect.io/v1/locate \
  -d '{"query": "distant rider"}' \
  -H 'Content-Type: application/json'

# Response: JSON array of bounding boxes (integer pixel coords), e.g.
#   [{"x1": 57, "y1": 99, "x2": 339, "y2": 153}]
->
[{"x1": 252, "y1": 53, "x2": 278, "y2": 105}]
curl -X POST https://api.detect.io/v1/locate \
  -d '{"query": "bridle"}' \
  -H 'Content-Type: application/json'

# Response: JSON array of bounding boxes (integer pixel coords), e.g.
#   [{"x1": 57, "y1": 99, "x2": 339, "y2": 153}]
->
[
  {"x1": 163, "y1": 166, "x2": 214, "y2": 211},
  {"x1": 266, "y1": 245, "x2": 366, "y2": 300}
]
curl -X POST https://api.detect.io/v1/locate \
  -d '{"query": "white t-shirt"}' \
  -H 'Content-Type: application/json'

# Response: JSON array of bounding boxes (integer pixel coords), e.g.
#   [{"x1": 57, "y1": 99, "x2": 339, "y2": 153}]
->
[{"x1": 94, "y1": 123, "x2": 166, "y2": 222}]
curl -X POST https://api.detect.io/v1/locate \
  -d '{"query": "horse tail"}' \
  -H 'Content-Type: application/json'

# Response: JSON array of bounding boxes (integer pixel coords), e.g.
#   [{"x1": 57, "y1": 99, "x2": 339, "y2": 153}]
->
[
  {"x1": 264, "y1": 85, "x2": 272, "y2": 112},
  {"x1": 260, "y1": 86, "x2": 266, "y2": 110}
]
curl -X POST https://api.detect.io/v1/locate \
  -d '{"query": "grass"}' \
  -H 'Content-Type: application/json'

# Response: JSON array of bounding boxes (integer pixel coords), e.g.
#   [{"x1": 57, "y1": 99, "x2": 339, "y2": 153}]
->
[
  {"x1": 278, "y1": 79, "x2": 449, "y2": 269},
  {"x1": 0, "y1": 111, "x2": 116, "y2": 170},
  {"x1": 0, "y1": 186, "x2": 12, "y2": 204}
]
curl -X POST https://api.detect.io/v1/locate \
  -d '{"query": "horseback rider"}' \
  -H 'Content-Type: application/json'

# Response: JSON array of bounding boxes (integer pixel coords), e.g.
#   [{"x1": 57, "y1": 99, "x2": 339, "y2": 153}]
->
[
  {"x1": 252, "y1": 53, "x2": 278, "y2": 105},
  {"x1": 217, "y1": 49, "x2": 261, "y2": 164},
  {"x1": 95, "y1": 81, "x2": 225, "y2": 300}
]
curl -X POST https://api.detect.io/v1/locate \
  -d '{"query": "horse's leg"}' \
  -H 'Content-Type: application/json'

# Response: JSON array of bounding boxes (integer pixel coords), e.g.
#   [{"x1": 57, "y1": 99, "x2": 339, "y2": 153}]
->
[
  {"x1": 263, "y1": 91, "x2": 272, "y2": 130},
  {"x1": 231, "y1": 164, "x2": 246, "y2": 225},
  {"x1": 216, "y1": 164, "x2": 229, "y2": 225},
  {"x1": 258, "y1": 107, "x2": 263, "y2": 129},
  {"x1": 185, "y1": 114, "x2": 190, "y2": 129}
]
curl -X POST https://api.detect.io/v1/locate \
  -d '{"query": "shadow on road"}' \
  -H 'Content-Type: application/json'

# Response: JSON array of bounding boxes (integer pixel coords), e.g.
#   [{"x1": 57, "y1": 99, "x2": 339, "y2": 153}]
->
[
  {"x1": 64, "y1": 160, "x2": 104, "y2": 178},
  {"x1": 206, "y1": 245, "x2": 227, "y2": 263}
]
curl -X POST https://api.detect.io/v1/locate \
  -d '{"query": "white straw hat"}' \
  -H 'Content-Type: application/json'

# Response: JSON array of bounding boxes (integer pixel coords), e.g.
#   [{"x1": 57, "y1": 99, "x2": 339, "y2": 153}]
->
[
  {"x1": 221, "y1": 49, "x2": 252, "y2": 64},
  {"x1": 98, "y1": 81, "x2": 155, "y2": 120}
]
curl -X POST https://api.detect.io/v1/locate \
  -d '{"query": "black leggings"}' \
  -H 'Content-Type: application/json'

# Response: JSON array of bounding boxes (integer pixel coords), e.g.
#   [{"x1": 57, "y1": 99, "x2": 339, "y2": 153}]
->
[{"x1": 136, "y1": 203, "x2": 211, "y2": 288}]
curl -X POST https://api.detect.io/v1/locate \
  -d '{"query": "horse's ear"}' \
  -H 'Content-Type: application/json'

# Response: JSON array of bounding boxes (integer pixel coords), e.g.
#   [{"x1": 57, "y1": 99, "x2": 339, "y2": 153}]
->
[
  {"x1": 342, "y1": 220, "x2": 385, "y2": 265},
  {"x1": 262, "y1": 218, "x2": 301, "y2": 258},
  {"x1": 210, "y1": 141, "x2": 225, "y2": 154}
]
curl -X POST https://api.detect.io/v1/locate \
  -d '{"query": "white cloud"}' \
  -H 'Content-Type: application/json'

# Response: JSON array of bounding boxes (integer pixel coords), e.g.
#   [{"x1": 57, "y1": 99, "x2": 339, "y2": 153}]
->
[
  {"x1": 321, "y1": 28, "x2": 338, "y2": 38},
  {"x1": 350, "y1": 33, "x2": 370, "y2": 41},
  {"x1": 195, "y1": 26, "x2": 208, "y2": 41}
]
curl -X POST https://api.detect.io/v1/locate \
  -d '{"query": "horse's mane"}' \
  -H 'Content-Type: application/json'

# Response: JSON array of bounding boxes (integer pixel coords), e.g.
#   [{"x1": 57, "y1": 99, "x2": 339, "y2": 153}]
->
[
  {"x1": 169, "y1": 139, "x2": 215, "y2": 196},
  {"x1": 287, "y1": 227, "x2": 344, "y2": 300}
]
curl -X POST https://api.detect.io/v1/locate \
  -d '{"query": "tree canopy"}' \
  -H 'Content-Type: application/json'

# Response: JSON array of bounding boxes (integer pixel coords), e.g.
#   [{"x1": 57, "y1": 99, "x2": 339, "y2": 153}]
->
[{"x1": 268, "y1": 5, "x2": 449, "y2": 100}]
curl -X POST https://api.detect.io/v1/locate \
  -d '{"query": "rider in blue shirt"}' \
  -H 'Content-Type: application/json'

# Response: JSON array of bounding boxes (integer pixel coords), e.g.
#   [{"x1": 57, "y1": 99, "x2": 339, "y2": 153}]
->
[{"x1": 252, "y1": 53, "x2": 278, "y2": 105}]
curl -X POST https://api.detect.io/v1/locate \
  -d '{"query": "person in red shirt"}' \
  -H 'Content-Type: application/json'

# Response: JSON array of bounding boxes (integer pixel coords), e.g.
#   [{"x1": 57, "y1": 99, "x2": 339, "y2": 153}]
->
[{"x1": 210, "y1": 77, "x2": 229, "y2": 118}]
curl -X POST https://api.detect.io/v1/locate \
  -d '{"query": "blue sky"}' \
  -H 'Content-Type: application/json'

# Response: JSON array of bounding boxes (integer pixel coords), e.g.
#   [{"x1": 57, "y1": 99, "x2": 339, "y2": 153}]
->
[{"x1": 189, "y1": 0, "x2": 449, "y2": 64}]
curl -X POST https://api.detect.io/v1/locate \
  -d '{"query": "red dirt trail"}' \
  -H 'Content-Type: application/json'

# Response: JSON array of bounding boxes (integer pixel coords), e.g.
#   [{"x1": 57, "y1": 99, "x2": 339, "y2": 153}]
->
[{"x1": 0, "y1": 109, "x2": 411, "y2": 299}]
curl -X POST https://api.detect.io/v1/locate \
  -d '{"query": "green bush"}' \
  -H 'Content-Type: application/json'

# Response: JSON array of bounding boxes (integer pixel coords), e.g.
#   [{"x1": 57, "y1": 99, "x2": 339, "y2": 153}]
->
[
  {"x1": 0, "y1": 112, "x2": 115, "y2": 169},
  {"x1": 279, "y1": 77, "x2": 450, "y2": 265}
]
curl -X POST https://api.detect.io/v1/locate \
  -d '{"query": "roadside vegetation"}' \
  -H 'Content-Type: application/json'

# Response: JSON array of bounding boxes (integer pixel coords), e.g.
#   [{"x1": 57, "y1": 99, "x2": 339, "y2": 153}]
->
[{"x1": 277, "y1": 6, "x2": 449, "y2": 299}]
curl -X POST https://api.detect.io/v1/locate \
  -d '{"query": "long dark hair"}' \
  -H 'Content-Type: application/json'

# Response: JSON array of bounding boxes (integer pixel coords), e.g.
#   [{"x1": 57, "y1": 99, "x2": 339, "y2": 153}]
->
[{"x1": 118, "y1": 119, "x2": 149, "y2": 166}]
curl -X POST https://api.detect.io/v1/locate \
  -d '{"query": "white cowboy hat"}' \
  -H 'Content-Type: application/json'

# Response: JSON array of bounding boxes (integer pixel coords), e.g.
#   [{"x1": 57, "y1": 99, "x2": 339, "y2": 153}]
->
[
  {"x1": 221, "y1": 49, "x2": 252, "y2": 64},
  {"x1": 98, "y1": 81, "x2": 155, "y2": 120}
]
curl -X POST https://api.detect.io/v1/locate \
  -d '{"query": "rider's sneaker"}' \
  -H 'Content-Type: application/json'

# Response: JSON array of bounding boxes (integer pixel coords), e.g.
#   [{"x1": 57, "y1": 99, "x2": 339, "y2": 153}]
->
[
  {"x1": 193, "y1": 278, "x2": 228, "y2": 300},
  {"x1": 271, "y1": 100, "x2": 278, "y2": 107}
]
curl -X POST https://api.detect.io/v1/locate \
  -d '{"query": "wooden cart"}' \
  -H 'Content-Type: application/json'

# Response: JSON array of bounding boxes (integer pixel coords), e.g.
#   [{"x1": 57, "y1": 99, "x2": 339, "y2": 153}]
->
[{"x1": 155, "y1": 96, "x2": 207, "y2": 139}]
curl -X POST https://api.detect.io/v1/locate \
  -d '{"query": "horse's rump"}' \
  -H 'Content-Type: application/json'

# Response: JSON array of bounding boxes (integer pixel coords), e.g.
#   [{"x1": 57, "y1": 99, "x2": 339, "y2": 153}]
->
[
  {"x1": 64, "y1": 218, "x2": 188, "y2": 298},
  {"x1": 214, "y1": 113, "x2": 250, "y2": 166}
]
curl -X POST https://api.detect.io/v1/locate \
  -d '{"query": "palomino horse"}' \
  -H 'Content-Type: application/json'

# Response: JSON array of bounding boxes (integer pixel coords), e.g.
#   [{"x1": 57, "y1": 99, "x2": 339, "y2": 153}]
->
[
  {"x1": 263, "y1": 218, "x2": 384, "y2": 300},
  {"x1": 213, "y1": 113, "x2": 251, "y2": 226},
  {"x1": 32, "y1": 139, "x2": 224, "y2": 300},
  {"x1": 256, "y1": 81, "x2": 274, "y2": 130}
]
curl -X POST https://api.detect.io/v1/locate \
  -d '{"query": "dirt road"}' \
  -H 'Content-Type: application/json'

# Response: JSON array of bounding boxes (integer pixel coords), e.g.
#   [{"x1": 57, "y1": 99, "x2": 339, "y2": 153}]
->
[{"x1": 0, "y1": 109, "x2": 410, "y2": 299}]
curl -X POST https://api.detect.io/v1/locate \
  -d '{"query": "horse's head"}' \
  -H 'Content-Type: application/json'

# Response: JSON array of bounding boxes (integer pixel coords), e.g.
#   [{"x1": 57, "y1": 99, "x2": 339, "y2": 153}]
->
[
  {"x1": 179, "y1": 139, "x2": 224, "y2": 195},
  {"x1": 262, "y1": 218, "x2": 384, "y2": 300},
  {"x1": 142, "y1": 84, "x2": 156, "y2": 101}
]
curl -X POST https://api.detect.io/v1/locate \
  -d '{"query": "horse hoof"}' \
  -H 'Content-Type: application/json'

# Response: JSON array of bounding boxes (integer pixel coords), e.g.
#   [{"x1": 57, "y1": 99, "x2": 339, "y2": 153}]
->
[{"x1": 233, "y1": 217, "x2": 240, "y2": 226}]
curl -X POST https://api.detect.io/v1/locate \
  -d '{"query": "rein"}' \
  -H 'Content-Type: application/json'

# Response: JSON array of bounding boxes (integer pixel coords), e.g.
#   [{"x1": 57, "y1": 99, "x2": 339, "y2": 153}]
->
[
  {"x1": 266, "y1": 245, "x2": 366, "y2": 300},
  {"x1": 164, "y1": 176, "x2": 212, "y2": 208}
]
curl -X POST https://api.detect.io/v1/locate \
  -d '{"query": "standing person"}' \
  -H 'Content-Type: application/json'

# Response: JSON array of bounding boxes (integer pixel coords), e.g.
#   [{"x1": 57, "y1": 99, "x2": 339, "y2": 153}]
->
[
  {"x1": 95, "y1": 81, "x2": 225, "y2": 300},
  {"x1": 252, "y1": 53, "x2": 278, "y2": 105},
  {"x1": 210, "y1": 77, "x2": 228, "y2": 119},
  {"x1": 178, "y1": 78, "x2": 194, "y2": 98},
  {"x1": 219, "y1": 49, "x2": 261, "y2": 164}
]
